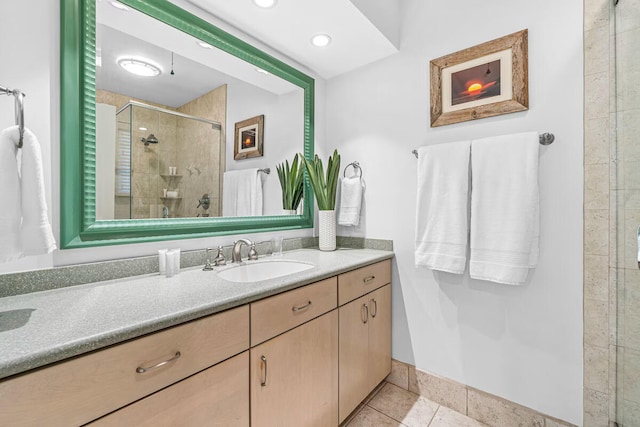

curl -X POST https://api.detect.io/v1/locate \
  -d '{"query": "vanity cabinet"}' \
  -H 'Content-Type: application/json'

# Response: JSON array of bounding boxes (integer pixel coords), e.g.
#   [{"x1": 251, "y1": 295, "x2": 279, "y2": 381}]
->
[
  {"x1": 0, "y1": 256, "x2": 392, "y2": 427},
  {"x1": 0, "y1": 305, "x2": 249, "y2": 427},
  {"x1": 337, "y1": 260, "x2": 392, "y2": 423},
  {"x1": 249, "y1": 276, "x2": 339, "y2": 426},
  {"x1": 88, "y1": 351, "x2": 249, "y2": 426},
  {"x1": 250, "y1": 311, "x2": 339, "y2": 426}
]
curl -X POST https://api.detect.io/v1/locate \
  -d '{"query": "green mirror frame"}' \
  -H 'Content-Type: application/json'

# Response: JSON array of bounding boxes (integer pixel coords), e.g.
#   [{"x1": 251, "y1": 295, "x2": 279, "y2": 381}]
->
[{"x1": 60, "y1": 0, "x2": 315, "y2": 248}]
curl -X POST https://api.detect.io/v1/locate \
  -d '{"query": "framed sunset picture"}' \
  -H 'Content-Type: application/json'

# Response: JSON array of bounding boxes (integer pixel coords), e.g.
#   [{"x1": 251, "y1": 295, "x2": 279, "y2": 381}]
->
[
  {"x1": 430, "y1": 30, "x2": 528, "y2": 127},
  {"x1": 234, "y1": 115, "x2": 264, "y2": 160}
]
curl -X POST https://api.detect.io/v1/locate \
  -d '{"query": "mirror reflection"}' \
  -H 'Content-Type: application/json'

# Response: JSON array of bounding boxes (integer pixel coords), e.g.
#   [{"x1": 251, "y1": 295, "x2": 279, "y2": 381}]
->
[{"x1": 95, "y1": 0, "x2": 304, "y2": 220}]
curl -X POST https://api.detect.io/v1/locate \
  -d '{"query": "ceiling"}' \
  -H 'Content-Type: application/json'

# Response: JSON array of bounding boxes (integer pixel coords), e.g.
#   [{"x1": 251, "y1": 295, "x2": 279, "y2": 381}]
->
[{"x1": 183, "y1": 0, "x2": 400, "y2": 79}]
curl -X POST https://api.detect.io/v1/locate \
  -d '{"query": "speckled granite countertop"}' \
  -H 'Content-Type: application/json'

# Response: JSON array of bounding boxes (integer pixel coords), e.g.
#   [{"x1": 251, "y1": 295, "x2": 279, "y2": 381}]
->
[{"x1": 0, "y1": 248, "x2": 393, "y2": 380}]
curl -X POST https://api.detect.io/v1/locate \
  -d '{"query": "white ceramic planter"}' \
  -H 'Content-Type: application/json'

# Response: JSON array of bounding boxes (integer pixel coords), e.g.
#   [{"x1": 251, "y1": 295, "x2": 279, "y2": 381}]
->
[{"x1": 318, "y1": 210, "x2": 336, "y2": 251}]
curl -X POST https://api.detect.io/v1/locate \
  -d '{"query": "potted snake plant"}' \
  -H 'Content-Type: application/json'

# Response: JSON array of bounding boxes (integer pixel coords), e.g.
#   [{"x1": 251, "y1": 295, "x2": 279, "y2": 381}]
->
[
  {"x1": 301, "y1": 149, "x2": 341, "y2": 251},
  {"x1": 276, "y1": 153, "x2": 305, "y2": 214}
]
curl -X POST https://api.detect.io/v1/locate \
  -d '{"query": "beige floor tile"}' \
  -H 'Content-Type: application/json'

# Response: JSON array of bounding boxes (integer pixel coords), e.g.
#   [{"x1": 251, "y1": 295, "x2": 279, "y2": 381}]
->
[
  {"x1": 368, "y1": 383, "x2": 439, "y2": 427},
  {"x1": 345, "y1": 405, "x2": 406, "y2": 427},
  {"x1": 429, "y1": 406, "x2": 488, "y2": 427},
  {"x1": 409, "y1": 367, "x2": 467, "y2": 414},
  {"x1": 364, "y1": 380, "x2": 387, "y2": 404}
]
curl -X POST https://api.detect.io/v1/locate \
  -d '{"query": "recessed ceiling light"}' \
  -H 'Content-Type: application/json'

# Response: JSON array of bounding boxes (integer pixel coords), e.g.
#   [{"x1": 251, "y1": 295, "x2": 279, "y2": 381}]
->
[
  {"x1": 311, "y1": 34, "x2": 332, "y2": 48},
  {"x1": 110, "y1": 1, "x2": 129, "y2": 11},
  {"x1": 255, "y1": 68, "x2": 270, "y2": 75},
  {"x1": 117, "y1": 58, "x2": 161, "y2": 77},
  {"x1": 252, "y1": 0, "x2": 277, "y2": 8},
  {"x1": 139, "y1": 127, "x2": 147, "y2": 131},
  {"x1": 196, "y1": 41, "x2": 213, "y2": 49}
]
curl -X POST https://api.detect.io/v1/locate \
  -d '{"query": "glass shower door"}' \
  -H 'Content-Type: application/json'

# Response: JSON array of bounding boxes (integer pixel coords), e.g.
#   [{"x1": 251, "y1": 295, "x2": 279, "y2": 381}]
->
[{"x1": 615, "y1": 0, "x2": 640, "y2": 425}]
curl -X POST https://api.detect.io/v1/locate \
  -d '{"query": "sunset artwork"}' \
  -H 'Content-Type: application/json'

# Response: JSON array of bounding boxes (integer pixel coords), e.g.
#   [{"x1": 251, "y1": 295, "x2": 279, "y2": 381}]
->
[
  {"x1": 450, "y1": 59, "x2": 501, "y2": 106},
  {"x1": 234, "y1": 114, "x2": 264, "y2": 159},
  {"x1": 242, "y1": 129, "x2": 256, "y2": 148}
]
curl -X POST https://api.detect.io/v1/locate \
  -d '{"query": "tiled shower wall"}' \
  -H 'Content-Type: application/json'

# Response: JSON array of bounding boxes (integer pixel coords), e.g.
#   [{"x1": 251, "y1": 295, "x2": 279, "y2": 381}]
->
[
  {"x1": 583, "y1": 0, "x2": 640, "y2": 425},
  {"x1": 96, "y1": 88, "x2": 226, "y2": 219}
]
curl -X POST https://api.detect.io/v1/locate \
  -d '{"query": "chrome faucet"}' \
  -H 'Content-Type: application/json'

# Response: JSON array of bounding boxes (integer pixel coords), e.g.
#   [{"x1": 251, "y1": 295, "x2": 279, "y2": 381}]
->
[{"x1": 232, "y1": 239, "x2": 258, "y2": 263}]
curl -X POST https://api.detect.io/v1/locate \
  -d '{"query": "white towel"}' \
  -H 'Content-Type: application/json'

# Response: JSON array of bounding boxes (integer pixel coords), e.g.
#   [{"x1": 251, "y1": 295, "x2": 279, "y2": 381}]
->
[
  {"x1": 222, "y1": 168, "x2": 263, "y2": 217},
  {"x1": 0, "y1": 126, "x2": 23, "y2": 262},
  {"x1": 469, "y1": 132, "x2": 539, "y2": 285},
  {"x1": 0, "y1": 126, "x2": 56, "y2": 262},
  {"x1": 415, "y1": 141, "x2": 471, "y2": 273},
  {"x1": 338, "y1": 176, "x2": 364, "y2": 226}
]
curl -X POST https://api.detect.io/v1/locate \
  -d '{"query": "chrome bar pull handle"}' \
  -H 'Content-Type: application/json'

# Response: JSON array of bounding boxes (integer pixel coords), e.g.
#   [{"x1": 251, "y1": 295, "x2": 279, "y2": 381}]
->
[
  {"x1": 260, "y1": 355, "x2": 268, "y2": 387},
  {"x1": 292, "y1": 300, "x2": 312, "y2": 312},
  {"x1": 361, "y1": 304, "x2": 369, "y2": 324},
  {"x1": 363, "y1": 275, "x2": 375, "y2": 284},
  {"x1": 136, "y1": 351, "x2": 181, "y2": 374},
  {"x1": 370, "y1": 298, "x2": 378, "y2": 318}
]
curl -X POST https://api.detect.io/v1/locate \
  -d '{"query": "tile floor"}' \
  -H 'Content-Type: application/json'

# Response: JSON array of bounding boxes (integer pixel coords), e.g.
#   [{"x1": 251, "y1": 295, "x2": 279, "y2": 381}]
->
[{"x1": 342, "y1": 382, "x2": 488, "y2": 427}]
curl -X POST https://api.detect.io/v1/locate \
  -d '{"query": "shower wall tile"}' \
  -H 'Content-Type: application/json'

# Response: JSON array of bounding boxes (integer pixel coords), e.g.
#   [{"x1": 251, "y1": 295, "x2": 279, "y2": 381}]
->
[
  {"x1": 585, "y1": 254, "x2": 609, "y2": 300},
  {"x1": 584, "y1": 0, "x2": 610, "y2": 31},
  {"x1": 585, "y1": 210, "x2": 610, "y2": 255},
  {"x1": 585, "y1": 72, "x2": 610, "y2": 118},
  {"x1": 585, "y1": 164, "x2": 610, "y2": 210},
  {"x1": 616, "y1": 0, "x2": 640, "y2": 33},
  {"x1": 623, "y1": 348, "x2": 640, "y2": 403},
  {"x1": 622, "y1": 399, "x2": 640, "y2": 427},
  {"x1": 624, "y1": 210, "x2": 640, "y2": 269},
  {"x1": 584, "y1": 388, "x2": 609, "y2": 427},
  {"x1": 625, "y1": 269, "x2": 640, "y2": 351},
  {"x1": 584, "y1": 344, "x2": 609, "y2": 393},
  {"x1": 585, "y1": 298, "x2": 609, "y2": 347},
  {"x1": 585, "y1": 116, "x2": 610, "y2": 164},
  {"x1": 585, "y1": 25, "x2": 610, "y2": 76}
]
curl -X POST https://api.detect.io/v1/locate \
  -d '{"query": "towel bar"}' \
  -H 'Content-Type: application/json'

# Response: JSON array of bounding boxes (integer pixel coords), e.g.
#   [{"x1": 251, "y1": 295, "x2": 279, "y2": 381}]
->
[
  {"x1": 412, "y1": 132, "x2": 555, "y2": 158},
  {"x1": 0, "y1": 84, "x2": 25, "y2": 148}
]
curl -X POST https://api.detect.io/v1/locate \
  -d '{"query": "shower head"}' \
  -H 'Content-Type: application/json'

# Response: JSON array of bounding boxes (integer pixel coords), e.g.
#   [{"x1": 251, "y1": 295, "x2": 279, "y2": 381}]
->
[{"x1": 141, "y1": 133, "x2": 159, "y2": 146}]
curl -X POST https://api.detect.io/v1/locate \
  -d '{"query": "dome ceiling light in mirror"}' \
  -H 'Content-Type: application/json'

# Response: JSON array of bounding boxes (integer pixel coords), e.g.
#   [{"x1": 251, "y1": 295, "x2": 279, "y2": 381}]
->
[{"x1": 184, "y1": 0, "x2": 399, "y2": 79}]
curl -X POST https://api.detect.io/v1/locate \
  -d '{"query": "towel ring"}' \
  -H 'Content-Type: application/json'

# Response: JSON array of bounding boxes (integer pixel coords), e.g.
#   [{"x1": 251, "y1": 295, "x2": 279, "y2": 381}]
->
[{"x1": 344, "y1": 161, "x2": 362, "y2": 179}]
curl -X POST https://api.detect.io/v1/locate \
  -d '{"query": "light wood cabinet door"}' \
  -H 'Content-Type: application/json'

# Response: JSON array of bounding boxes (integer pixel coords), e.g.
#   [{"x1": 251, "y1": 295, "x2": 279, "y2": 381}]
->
[
  {"x1": 338, "y1": 284, "x2": 392, "y2": 423},
  {"x1": 251, "y1": 310, "x2": 339, "y2": 427},
  {"x1": 338, "y1": 294, "x2": 370, "y2": 424},
  {"x1": 88, "y1": 351, "x2": 249, "y2": 427},
  {"x1": 368, "y1": 284, "x2": 391, "y2": 390}
]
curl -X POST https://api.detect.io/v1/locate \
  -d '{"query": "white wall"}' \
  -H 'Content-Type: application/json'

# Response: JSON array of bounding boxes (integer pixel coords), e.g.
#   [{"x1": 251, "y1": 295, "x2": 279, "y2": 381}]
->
[
  {"x1": 327, "y1": 0, "x2": 584, "y2": 424},
  {"x1": 226, "y1": 82, "x2": 304, "y2": 216},
  {"x1": 0, "y1": 0, "x2": 323, "y2": 271}
]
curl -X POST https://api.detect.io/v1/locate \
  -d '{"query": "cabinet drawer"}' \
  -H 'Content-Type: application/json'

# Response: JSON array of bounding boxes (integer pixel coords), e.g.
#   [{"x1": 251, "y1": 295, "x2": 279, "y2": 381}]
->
[
  {"x1": 88, "y1": 351, "x2": 249, "y2": 427},
  {"x1": 251, "y1": 277, "x2": 337, "y2": 346},
  {"x1": 338, "y1": 260, "x2": 391, "y2": 305},
  {"x1": 0, "y1": 305, "x2": 249, "y2": 427}
]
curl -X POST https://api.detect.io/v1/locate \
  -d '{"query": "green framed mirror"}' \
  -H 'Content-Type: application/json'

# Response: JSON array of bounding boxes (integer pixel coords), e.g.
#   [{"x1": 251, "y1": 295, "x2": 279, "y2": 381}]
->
[{"x1": 60, "y1": 0, "x2": 315, "y2": 248}]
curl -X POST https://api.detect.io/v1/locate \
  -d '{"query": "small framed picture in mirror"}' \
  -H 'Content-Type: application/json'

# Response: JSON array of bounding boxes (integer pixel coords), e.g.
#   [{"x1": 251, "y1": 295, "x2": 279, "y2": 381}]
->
[{"x1": 234, "y1": 115, "x2": 264, "y2": 160}]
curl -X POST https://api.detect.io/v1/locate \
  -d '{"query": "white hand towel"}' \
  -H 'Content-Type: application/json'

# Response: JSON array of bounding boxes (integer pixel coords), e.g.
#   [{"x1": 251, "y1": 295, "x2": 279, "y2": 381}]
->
[
  {"x1": 338, "y1": 176, "x2": 364, "y2": 226},
  {"x1": 19, "y1": 127, "x2": 57, "y2": 256},
  {"x1": 415, "y1": 141, "x2": 471, "y2": 273},
  {"x1": 0, "y1": 126, "x2": 23, "y2": 262},
  {"x1": 222, "y1": 168, "x2": 263, "y2": 217},
  {"x1": 469, "y1": 132, "x2": 539, "y2": 285}
]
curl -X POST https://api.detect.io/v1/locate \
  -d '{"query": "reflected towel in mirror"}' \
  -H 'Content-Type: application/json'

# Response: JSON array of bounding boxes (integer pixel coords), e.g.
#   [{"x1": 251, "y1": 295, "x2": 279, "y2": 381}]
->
[{"x1": 222, "y1": 168, "x2": 263, "y2": 217}]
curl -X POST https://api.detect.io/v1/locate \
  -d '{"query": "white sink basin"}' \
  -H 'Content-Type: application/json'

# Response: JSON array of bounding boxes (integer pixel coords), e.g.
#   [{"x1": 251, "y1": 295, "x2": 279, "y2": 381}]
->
[{"x1": 217, "y1": 260, "x2": 314, "y2": 283}]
